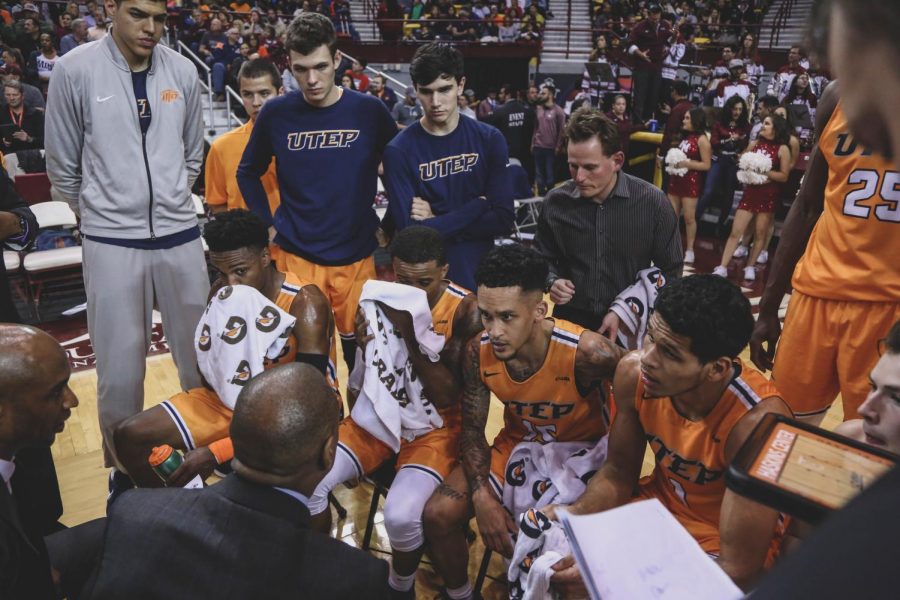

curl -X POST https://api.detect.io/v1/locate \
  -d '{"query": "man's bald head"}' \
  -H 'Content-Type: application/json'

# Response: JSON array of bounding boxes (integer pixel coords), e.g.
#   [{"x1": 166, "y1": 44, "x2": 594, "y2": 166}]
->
[
  {"x1": 0, "y1": 324, "x2": 77, "y2": 458},
  {"x1": 230, "y1": 363, "x2": 338, "y2": 478}
]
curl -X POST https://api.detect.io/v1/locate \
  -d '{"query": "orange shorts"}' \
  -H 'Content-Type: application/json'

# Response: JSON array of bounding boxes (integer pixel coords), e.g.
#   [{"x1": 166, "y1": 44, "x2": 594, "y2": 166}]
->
[
  {"x1": 161, "y1": 387, "x2": 232, "y2": 451},
  {"x1": 772, "y1": 292, "x2": 900, "y2": 422},
  {"x1": 337, "y1": 410, "x2": 461, "y2": 482},
  {"x1": 487, "y1": 429, "x2": 522, "y2": 497},
  {"x1": 276, "y1": 251, "x2": 376, "y2": 337}
]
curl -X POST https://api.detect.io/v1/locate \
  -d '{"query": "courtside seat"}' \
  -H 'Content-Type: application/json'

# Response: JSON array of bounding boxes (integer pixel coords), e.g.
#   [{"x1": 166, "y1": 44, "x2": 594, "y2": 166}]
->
[{"x1": 21, "y1": 201, "x2": 82, "y2": 317}]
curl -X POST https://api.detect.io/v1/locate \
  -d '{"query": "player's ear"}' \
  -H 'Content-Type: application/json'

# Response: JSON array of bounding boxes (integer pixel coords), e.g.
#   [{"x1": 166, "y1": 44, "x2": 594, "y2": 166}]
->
[
  {"x1": 439, "y1": 262, "x2": 449, "y2": 279},
  {"x1": 535, "y1": 299, "x2": 548, "y2": 321},
  {"x1": 332, "y1": 49, "x2": 342, "y2": 70},
  {"x1": 457, "y1": 75, "x2": 466, "y2": 95},
  {"x1": 260, "y1": 247, "x2": 271, "y2": 268},
  {"x1": 705, "y1": 356, "x2": 733, "y2": 383}
]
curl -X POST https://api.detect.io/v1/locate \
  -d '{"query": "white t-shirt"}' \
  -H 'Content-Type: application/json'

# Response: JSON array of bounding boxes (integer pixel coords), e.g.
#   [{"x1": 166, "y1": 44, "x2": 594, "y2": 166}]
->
[{"x1": 36, "y1": 53, "x2": 58, "y2": 82}]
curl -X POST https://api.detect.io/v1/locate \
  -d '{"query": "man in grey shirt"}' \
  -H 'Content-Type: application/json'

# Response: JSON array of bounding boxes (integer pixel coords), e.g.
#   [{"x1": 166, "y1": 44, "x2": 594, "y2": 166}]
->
[
  {"x1": 391, "y1": 86, "x2": 423, "y2": 129},
  {"x1": 45, "y1": 0, "x2": 208, "y2": 497},
  {"x1": 535, "y1": 107, "x2": 683, "y2": 337}
]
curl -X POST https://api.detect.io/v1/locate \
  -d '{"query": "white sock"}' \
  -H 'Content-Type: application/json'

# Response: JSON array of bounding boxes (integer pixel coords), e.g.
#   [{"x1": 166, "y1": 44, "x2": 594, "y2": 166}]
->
[
  {"x1": 388, "y1": 566, "x2": 416, "y2": 592},
  {"x1": 445, "y1": 583, "x2": 473, "y2": 600}
]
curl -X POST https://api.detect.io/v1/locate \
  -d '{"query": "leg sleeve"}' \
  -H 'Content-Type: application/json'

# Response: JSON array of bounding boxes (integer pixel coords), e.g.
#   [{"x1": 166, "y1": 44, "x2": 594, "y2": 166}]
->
[
  {"x1": 307, "y1": 446, "x2": 362, "y2": 516},
  {"x1": 383, "y1": 466, "x2": 442, "y2": 553}
]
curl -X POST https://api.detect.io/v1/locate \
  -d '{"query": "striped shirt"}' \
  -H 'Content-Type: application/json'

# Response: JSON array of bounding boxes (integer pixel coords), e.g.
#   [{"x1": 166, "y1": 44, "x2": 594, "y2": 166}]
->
[{"x1": 535, "y1": 173, "x2": 683, "y2": 316}]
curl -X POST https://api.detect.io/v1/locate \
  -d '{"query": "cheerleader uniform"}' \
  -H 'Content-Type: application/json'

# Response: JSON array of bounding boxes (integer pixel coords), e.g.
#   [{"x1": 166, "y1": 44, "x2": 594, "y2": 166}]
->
[
  {"x1": 668, "y1": 132, "x2": 705, "y2": 197},
  {"x1": 738, "y1": 139, "x2": 783, "y2": 213}
]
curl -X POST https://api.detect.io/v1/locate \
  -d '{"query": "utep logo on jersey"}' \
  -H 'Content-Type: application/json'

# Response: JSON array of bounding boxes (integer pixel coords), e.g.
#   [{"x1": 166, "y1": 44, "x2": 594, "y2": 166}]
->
[
  {"x1": 256, "y1": 306, "x2": 281, "y2": 333},
  {"x1": 221, "y1": 316, "x2": 247, "y2": 345},
  {"x1": 833, "y1": 132, "x2": 875, "y2": 158},
  {"x1": 647, "y1": 433, "x2": 722, "y2": 484},
  {"x1": 419, "y1": 153, "x2": 479, "y2": 181},
  {"x1": 287, "y1": 129, "x2": 359, "y2": 151}
]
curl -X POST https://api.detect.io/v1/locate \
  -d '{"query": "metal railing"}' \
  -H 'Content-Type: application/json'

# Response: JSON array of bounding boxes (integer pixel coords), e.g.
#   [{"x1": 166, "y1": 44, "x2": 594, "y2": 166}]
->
[{"x1": 177, "y1": 40, "x2": 217, "y2": 134}]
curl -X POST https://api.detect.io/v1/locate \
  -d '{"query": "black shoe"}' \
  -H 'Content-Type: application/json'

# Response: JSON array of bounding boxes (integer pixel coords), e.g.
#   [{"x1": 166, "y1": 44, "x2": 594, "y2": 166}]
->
[
  {"x1": 389, "y1": 585, "x2": 415, "y2": 600},
  {"x1": 107, "y1": 469, "x2": 135, "y2": 511},
  {"x1": 213, "y1": 460, "x2": 233, "y2": 478}
]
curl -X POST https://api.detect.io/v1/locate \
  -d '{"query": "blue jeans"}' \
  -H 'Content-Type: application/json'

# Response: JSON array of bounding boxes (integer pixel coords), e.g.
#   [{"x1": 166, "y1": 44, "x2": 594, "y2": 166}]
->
[
  {"x1": 205, "y1": 56, "x2": 226, "y2": 94},
  {"x1": 534, "y1": 147, "x2": 556, "y2": 195},
  {"x1": 697, "y1": 154, "x2": 738, "y2": 224}
]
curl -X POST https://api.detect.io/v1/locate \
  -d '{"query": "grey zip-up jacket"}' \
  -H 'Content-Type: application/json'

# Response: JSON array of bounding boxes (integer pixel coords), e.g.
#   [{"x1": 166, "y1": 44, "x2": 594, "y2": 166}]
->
[{"x1": 45, "y1": 34, "x2": 204, "y2": 239}]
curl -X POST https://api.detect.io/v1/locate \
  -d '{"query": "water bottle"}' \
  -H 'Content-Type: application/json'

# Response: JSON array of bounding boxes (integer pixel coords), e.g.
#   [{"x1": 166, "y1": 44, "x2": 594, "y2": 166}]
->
[
  {"x1": 148, "y1": 445, "x2": 204, "y2": 488},
  {"x1": 648, "y1": 119, "x2": 659, "y2": 132}
]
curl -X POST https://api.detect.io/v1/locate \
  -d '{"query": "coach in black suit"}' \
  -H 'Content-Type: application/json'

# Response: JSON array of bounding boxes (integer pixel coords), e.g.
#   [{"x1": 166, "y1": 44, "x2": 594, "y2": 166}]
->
[
  {"x1": 0, "y1": 325, "x2": 79, "y2": 600},
  {"x1": 83, "y1": 363, "x2": 391, "y2": 600}
]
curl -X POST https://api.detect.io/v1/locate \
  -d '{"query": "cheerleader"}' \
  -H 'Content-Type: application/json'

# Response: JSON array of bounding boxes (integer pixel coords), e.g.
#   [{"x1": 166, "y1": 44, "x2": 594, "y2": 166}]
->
[{"x1": 667, "y1": 107, "x2": 711, "y2": 264}]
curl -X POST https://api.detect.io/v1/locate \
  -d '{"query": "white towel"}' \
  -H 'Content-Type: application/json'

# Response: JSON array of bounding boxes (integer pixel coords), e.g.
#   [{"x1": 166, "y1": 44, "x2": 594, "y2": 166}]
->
[
  {"x1": 508, "y1": 508, "x2": 569, "y2": 600},
  {"x1": 609, "y1": 267, "x2": 667, "y2": 351},
  {"x1": 502, "y1": 439, "x2": 609, "y2": 519},
  {"x1": 194, "y1": 284, "x2": 295, "y2": 410},
  {"x1": 350, "y1": 280, "x2": 446, "y2": 452}
]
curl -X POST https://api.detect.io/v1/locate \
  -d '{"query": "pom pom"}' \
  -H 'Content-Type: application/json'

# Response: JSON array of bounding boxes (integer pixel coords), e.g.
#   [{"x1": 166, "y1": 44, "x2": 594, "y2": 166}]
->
[
  {"x1": 736, "y1": 151, "x2": 773, "y2": 185},
  {"x1": 665, "y1": 148, "x2": 689, "y2": 176}
]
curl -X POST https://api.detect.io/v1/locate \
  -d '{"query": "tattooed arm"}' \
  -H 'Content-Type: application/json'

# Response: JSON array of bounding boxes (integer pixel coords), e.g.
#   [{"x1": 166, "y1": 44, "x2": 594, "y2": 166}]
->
[
  {"x1": 460, "y1": 334, "x2": 517, "y2": 557},
  {"x1": 573, "y1": 329, "x2": 628, "y2": 389}
]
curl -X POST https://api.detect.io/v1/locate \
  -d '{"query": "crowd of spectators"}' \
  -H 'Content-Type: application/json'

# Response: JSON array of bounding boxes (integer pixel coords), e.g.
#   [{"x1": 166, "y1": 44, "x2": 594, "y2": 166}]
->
[{"x1": 395, "y1": 0, "x2": 550, "y2": 44}]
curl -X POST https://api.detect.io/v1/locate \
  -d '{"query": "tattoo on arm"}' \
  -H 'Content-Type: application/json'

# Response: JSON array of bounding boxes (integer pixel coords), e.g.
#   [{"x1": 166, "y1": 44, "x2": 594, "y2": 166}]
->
[
  {"x1": 576, "y1": 334, "x2": 626, "y2": 387},
  {"x1": 460, "y1": 336, "x2": 492, "y2": 494},
  {"x1": 436, "y1": 483, "x2": 469, "y2": 501}
]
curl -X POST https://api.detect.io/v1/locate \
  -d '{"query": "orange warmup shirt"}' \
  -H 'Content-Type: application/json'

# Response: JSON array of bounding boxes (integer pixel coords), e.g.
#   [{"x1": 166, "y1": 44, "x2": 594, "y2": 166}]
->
[{"x1": 205, "y1": 121, "x2": 280, "y2": 214}]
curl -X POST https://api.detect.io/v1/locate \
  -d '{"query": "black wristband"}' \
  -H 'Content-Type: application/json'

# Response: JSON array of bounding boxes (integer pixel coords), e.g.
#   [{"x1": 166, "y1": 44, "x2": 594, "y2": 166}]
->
[{"x1": 295, "y1": 352, "x2": 328, "y2": 375}]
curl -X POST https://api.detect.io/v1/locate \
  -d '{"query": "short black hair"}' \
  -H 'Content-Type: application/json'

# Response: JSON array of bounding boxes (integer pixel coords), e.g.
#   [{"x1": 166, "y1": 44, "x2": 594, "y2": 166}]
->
[
  {"x1": 203, "y1": 209, "x2": 269, "y2": 253},
  {"x1": 390, "y1": 226, "x2": 446, "y2": 266},
  {"x1": 886, "y1": 320, "x2": 900, "y2": 354},
  {"x1": 757, "y1": 94, "x2": 779, "y2": 109},
  {"x1": 654, "y1": 275, "x2": 753, "y2": 363},
  {"x1": 565, "y1": 107, "x2": 622, "y2": 156},
  {"x1": 238, "y1": 58, "x2": 281, "y2": 90},
  {"x1": 722, "y1": 44, "x2": 737, "y2": 52},
  {"x1": 671, "y1": 79, "x2": 690, "y2": 97},
  {"x1": 410, "y1": 42, "x2": 464, "y2": 87},
  {"x1": 475, "y1": 244, "x2": 548, "y2": 293},
  {"x1": 285, "y1": 12, "x2": 337, "y2": 56}
]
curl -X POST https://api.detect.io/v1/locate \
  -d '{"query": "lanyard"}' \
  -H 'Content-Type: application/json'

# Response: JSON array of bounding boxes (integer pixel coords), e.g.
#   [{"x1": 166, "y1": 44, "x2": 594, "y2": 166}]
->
[{"x1": 8, "y1": 107, "x2": 22, "y2": 129}]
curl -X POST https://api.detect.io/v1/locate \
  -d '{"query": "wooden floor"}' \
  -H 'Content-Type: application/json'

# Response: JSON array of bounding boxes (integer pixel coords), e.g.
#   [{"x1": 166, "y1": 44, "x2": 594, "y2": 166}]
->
[{"x1": 53, "y1": 348, "x2": 843, "y2": 599}]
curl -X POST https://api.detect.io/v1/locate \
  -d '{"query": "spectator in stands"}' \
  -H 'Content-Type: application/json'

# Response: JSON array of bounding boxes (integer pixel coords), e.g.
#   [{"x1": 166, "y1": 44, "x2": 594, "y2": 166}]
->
[
  {"x1": 198, "y1": 17, "x2": 227, "y2": 92},
  {"x1": 393, "y1": 86, "x2": 423, "y2": 128},
  {"x1": 627, "y1": 4, "x2": 670, "y2": 121},
  {"x1": 522, "y1": 4, "x2": 545, "y2": 31},
  {"x1": 210, "y1": 28, "x2": 241, "y2": 99},
  {"x1": 750, "y1": 94, "x2": 779, "y2": 142},
  {"x1": 532, "y1": 83, "x2": 565, "y2": 195},
  {"x1": 698, "y1": 94, "x2": 750, "y2": 232},
  {"x1": 28, "y1": 32, "x2": 58, "y2": 95},
  {"x1": 16, "y1": 16, "x2": 42, "y2": 58},
  {"x1": 458, "y1": 90, "x2": 476, "y2": 119},
  {"x1": 243, "y1": 7, "x2": 264, "y2": 35},
  {"x1": 606, "y1": 94, "x2": 644, "y2": 158},
  {"x1": 476, "y1": 86, "x2": 498, "y2": 119},
  {"x1": 658, "y1": 79, "x2": 692, "y2": 165},
  {"x1": 710, "y1": 44, "x2": 736, "y2": 80},
  {"x1": 82, "y1": 0, "x2": 99, "y2": 27},
  {"x1": 230, "y1": 0, "x2": 252, "y2": 14},
  {"x1": 714, "y1": 115, "x2": 792, "y2": 282},
  {"x1": 700, "y1": 5, "x2": 721, "y2": 40},
  {"x1": 736, "y1": 32, "x2": 763, "y2": 85},
  {"x1": 59, "y1": 17, "x2": 88, "y2": 55},
  {"x1": 54, "y1": 12, "x2": 72, "y2": 41},
  {"x1": 266, "y1": 8, "x2": 287, "y2": 37},
  {"x1": 498, "y1": 14, "x2": 519, "y2": 42},
  {"x1": 768, "y1": 45, "x2": 806, "y2": 101},
  {"x1": 783, "y1": 72, "x2": 818, "y2": 148},
  {"x1": 471, "y1": 0, "x2": 489, "y2": 20},
  {"x1": 0, "y1": 64, "x2": 43, "y2": 110},
  {"x1": 87, "y1": 8, "x2": 108, "y2": 41},
  {"x1": 346, "y1": 57, "x2": 369, "y2": 92},
  {"x1": 490, "y1": 85, "x2": 536, "y2": 183},
  {"x1": 376, "y1": 0, "x2": 404, "y2": 42},
  {"x1": 660, "y1": 23, "x2": 692, "y2": 109},
  {"x1": 0, "y1": 80, "x2": 42, "y2": 152},
  {"x1": 340, "y1": 73, "x2": 356, "y2": 90},
  {"x1": 448, "y1": 7, "x2": 477, "y2": 42},
  {"x1": 713, "y1": 59, "x2": 751, "y2": 107},
  {"x1": 408, "y1": 0, "x2": 426, "y2": 20},
  {"x1": 369, "y1": 73, "x2": 398, "y2": 110},
  {"x1": 229, "y1": 42, "x2": 251, "y2": 86},
  {"x1": 518, "y1": 21, "x2": 541, "y2": 42}
]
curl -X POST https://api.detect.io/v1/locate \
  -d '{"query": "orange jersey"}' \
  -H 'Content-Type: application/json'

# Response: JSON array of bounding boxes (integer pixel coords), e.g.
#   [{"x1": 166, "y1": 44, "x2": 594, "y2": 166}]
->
[
  {"x1": 791, "y1": 102, "x2": 900, "y2": 301},
  {"x1": 431, "y1": 280, "x2": 471, "y2": 339},
  {"x1": 635, "y1": 360, "x2": 779, "y2": 549},
  {"x1": 264, "y1": 272, "x2": 340, "y2": 397},
  {"x1": 480, "y1": 319, "x2": 608, "y2": 445},
  {"x1": 205, "y1": 121, "x2": 280, "y2": 213}
]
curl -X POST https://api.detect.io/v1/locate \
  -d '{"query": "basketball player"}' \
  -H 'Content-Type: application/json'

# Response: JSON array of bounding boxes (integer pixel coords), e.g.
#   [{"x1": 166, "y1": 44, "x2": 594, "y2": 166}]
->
[
  {"x1": 114, "y1": 210, "x2": 339, "y2": 488},
  {"x1": 751, "y1": 82, "x2": 900, "y2": 424},
  {"x1": 834, "y1": 320, "x2": 900, "y2": 454},
  {"x1": 548, "y1": 275, "x2": 792, "y2": 595},
  {"x1": 307, "y1": 226, "x2": 481, "y2": 599},
  {"x1": 381, "y1": 42, "x2": 514, "y2": 291},
  {"x1": 236, "y1": 13, "x2": 396, "y2": 372},
  {"x1": 422, "y1": 244, "x2": 624, "y2": 600},
  {"x1": 205, "y1": 59, "x2": 282, "y2": 214}
]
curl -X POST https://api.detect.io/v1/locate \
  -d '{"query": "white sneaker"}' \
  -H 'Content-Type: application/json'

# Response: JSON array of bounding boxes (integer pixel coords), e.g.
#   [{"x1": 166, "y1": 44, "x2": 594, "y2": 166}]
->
[
  {"x1": 757, "y1": 250, "x2": 769, "y2": 264},
  {"x1": 712, "y1": 266, "x2": 728, "y2": 277},
  {"x1": 733, "y1": 244, "x2": 749, "y2": 258},
  {"x1": 684, "y1": 249, "x2": 695, "y2": 264},
  {"x1": 744, "y1": 266, "x2": 756, "y2": 281}
]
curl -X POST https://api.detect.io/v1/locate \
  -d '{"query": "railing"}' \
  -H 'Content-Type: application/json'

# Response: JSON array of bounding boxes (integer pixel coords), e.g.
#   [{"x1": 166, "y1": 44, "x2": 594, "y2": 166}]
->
[
  {"x1": 768, "y1": 0, "x2": 798, "y2": 49},
  {"x1": 176, "y1": 40, "x2": 217, "y2": 134}
]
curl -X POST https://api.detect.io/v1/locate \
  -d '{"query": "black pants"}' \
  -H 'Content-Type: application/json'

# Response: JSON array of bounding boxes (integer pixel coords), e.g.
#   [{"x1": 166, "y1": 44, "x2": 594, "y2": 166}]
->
[
  {"x1": 631, "y1": 68, "x2": 662, "y2": 121},
  {"x1": 553, "y1": 303, "x2": 606, "y2": 331}
]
